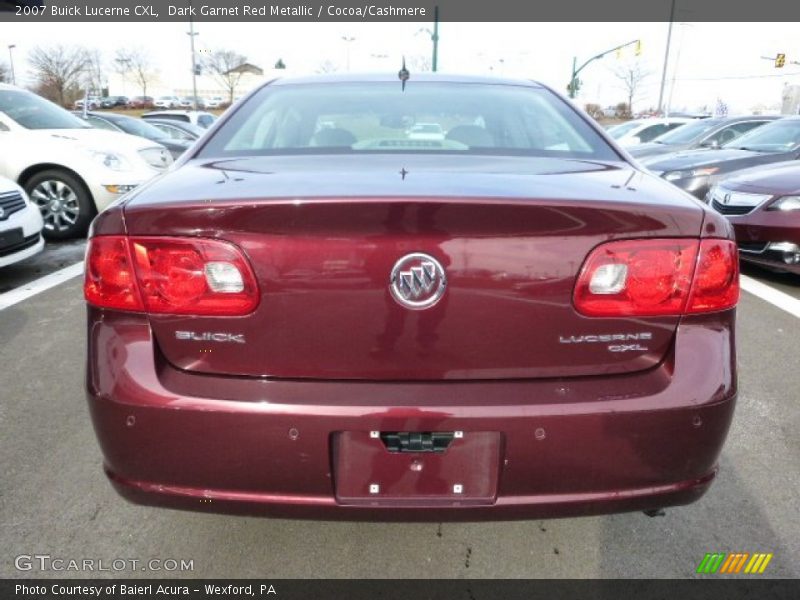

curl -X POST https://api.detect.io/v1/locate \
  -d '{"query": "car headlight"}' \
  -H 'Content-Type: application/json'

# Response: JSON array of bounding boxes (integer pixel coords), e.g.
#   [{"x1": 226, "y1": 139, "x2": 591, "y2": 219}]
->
[
  {"x1": 768, "y1": 195, "x2": 800, "y2": 211},
  {"x1": 663, "y1": 167, "x2": 719, "y2": 182},
  {"x1": 90, "y1": 151, "x2": 132, "y2": 172},
  {"x1": 138, "y1": 147, "x2": 174, "y2": 171}
]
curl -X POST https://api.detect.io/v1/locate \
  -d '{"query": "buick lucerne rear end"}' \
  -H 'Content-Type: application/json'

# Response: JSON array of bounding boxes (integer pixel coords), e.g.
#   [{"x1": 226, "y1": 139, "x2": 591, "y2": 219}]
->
[{"x1": 84, "y1": 75, "x2": 739, "y2": 520}]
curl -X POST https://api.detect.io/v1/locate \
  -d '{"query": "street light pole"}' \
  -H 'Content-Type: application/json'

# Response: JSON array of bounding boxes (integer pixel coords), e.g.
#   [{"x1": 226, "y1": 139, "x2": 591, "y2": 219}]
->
[
  {"x1": 568, "y1": 39, "x2": 640, "y2": 99},
  {"x1": 115, "y1": 57, "x2": 131, "y2": 95},
  {"x1": 7, "y1": 44, "x2": 16, "y2": 86},
  {"x1": 657, "y1": 0, "x2": 677, "y2": 116},
  {"x1": 341, "y1": 36, "x2": 355, "y2": 71},
  {"x1": 187, "y1": 4, "x2": 199, "y2": 111}
]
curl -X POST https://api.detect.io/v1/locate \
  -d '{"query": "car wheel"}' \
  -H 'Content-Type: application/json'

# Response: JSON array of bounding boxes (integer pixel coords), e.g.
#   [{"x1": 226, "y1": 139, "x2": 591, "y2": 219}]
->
[{"x1": 25, "y1": 169, "x2": 96, "y2": 239}]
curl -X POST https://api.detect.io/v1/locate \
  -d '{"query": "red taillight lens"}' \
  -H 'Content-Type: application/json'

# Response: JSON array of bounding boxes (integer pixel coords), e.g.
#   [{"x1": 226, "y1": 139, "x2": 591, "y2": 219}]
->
[
  {"x1": 84, "y1": 236, "x2": 259, "y2": 316},
  {"x1": 84, "y1": 236, "x2": 143, "y2": 311},
  {"x1": 574, "y1": 238, "x2": 738, "y2": 317},
  {"x1": 687, "y1": 239, "x2": 740, "y2": 313}
]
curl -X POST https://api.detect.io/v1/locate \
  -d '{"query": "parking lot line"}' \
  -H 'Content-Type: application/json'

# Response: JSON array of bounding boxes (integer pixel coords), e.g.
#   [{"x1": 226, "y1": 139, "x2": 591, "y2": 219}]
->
[
  {"x1": 740, "y1": 275, "x2": 800, "y2": 319},
  {"x1": 0, "y1": 262, "x2": 84, "y2": 311}
]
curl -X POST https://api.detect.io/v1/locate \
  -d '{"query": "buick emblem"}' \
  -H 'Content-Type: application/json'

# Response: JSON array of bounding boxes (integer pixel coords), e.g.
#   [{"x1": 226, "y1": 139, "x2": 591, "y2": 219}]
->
[
  {"x1": 723, "y1": 193, "x2": 731, "y2": 205},
  {"x1": 389, "y1": 253, "x2": 447, "y2": 310}
]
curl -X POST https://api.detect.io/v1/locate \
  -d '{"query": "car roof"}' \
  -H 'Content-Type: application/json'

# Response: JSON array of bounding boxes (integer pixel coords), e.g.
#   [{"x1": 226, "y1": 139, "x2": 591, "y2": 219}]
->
[
  {"x1": 267, "y1": 72, "x2": 544, "y2": 88},
  {"x1": 83, "y1": 111, "x2": 131, "y2": 121},
  {"x1": 143, "y1": 110, "x2": 211, "y2": 116}
]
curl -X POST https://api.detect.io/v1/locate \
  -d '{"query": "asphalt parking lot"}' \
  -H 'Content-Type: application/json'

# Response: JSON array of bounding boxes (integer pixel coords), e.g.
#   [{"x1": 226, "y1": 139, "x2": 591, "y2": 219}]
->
[{"x1": 0, "y1": 240, "x2": 798, "y2": 579}]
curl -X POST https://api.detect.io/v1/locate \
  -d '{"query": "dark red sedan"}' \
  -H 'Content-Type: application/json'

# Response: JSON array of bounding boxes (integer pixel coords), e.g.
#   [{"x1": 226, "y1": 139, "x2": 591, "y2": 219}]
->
[
  {"x1": 707, "y1": 162, "x2": 800, "y2": 274},
  {"x1": 84, "y1": 74, "x2": 739, "y2": 520}
]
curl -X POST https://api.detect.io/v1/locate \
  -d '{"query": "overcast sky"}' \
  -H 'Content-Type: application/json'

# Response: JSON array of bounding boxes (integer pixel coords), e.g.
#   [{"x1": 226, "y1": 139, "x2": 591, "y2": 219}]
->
[{"x1": 4, "y1": 21, "x2": 800, "y2": 112}]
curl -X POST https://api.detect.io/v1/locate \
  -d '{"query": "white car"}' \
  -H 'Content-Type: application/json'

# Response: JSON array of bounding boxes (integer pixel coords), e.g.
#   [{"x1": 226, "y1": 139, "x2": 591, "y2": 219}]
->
[
  {"x1": 205, "y1": 96, "x2": 226, "y2": 108},
  {"x1": 74, "y1": 96, "x2": 102, "y2": 110},
  {"x1": 0, "y1": 176, "x2": 44, "y2": 268},
  {"x1": 407, "y1": 122, "x2": 445, "y2": 141},
  {"x1": 142, "y1": 110, "x2": 217, "y2": 129},
  {"x1": 154, "y1": 96, "x2": 181, "y2": 109},
  {"x1": 0, "y1": 84, "x2": 173, "y2": 239},
  {"x1": 607, "y1": 118, "x2": 692, "y2": 147}
]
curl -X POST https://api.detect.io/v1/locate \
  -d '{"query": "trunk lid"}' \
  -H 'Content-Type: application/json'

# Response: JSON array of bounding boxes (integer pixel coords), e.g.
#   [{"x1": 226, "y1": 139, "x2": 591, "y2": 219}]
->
[{"x1": 124, "y1": 155, "x2": 704, "y2": 381}]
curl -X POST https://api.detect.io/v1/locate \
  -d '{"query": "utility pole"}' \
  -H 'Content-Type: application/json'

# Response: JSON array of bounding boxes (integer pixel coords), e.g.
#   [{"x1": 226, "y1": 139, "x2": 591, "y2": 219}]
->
[
  {"x1": 432, "y1": 6, "x2": 439, "y2": 72},
  {"x1": 666, "y1": 23, "x2": 689, "y2": 119},
  {"x1": 7, "y1": 44, "x2": 16, "y2": 86},
  {"x1": 187, "y1": 3, "x2": 199, "y2": 111},
  {"x1": 568, "y1": 39, "x2": 640, "y2": 99},
  {"x1": 657, "y1": 0, "x2": 676, "y2": 116}
]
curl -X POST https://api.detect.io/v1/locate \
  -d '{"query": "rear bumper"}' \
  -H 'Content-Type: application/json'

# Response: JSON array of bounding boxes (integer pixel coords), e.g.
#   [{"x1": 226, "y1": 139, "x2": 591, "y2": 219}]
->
[{"x1": 86, "y1": 310, "x2": 737, "y2": 521}]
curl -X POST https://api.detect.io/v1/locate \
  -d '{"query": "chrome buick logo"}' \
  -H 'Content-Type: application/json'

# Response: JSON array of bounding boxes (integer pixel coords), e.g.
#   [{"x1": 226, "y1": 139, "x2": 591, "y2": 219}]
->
[
  {"x1": 390, "y1": 253, "x2": 447, "y2": 310},
  {"x1": 723, "y1": 193, "x2": 731, "y2": 205}
]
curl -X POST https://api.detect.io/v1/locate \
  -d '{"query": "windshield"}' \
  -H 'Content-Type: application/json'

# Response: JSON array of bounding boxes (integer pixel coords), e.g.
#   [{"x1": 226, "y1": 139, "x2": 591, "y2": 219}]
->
[
  {"x1": 0, "y1": 89, "x2": 90, "y2": 130},
  {"x1": 110, "y1": 115, "x2": 167, "y2": 141},
  {"x1": 198, "y1": 82, "x2": 620, "y2": 160},
  {"x1": 725, "y1": 119, "x2": 800, "y2": 152},
  {"x1": 652, "y1": 118, "x2": 723, "y2": 144},
  {"x1": 607, "y1": 121, "x2": 640, "y2": 139}
]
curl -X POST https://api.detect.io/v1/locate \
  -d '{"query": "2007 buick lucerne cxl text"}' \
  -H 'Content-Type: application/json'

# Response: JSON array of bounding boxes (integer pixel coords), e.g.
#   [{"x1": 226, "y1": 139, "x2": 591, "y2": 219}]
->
[{"x1": 84, "y1": 74, "x2": 739, "y2": 520}]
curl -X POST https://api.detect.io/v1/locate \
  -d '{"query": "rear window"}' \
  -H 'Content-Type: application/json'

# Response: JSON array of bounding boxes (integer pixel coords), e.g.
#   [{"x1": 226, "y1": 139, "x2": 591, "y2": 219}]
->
[{"x1": 198, "y1": 82, "x2": 619, "y2": 160}]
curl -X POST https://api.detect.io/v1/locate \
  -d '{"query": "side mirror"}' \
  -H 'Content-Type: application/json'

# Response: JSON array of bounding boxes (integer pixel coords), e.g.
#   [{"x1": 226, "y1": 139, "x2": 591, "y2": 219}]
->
[{"x1": 702, "y1": 139, "x2": 720, "y2": 149}]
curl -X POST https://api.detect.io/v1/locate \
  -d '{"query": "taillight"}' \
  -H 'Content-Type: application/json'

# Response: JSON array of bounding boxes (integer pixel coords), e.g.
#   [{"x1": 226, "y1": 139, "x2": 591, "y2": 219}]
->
[
  {"x1": 84, "y1": 236, "x2": 143, "y2": 311},
  {"x1": 574, "y1": 238, "x2": 738, "y2": 317},
  {"x1": 687, "y1": 239, "x2": 740, "y2": 313},
  {"x1": 84, "y1": 236, "x2": 259, "y2": 316}
]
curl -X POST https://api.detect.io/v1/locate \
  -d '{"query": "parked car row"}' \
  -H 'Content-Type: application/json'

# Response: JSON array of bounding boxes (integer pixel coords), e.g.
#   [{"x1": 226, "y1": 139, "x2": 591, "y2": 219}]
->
[
  {"x1": 72, "y1": 111, "x2": 194, "y2": 160},
  {"x1": 75, "y1": 95, "x2": 232, "y2": 111},
  {"x1": 625, "y1": 115, "x2": 800, "y2": 275},
  {"x1": 4, "y1": 79, "x2": 798, "y2": 283}
]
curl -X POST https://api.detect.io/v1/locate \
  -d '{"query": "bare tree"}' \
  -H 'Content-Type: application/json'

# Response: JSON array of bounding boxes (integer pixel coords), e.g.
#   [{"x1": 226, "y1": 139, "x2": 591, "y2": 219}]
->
[
  {"x1": 611, "y1": 61, "x2": 650, "y2": 115},
  {"x1": 115, "y1": 48, "x2": 157, "y2": 98},
  {"x1": 28, "y1": 44, "x2": 90, "y2": 106},
  {"x1": 316, "y1": 60, "x2": 339, "y2": 74},
  {"x1": 408, "y1": 54, "x2": 432, "y2": 72},
  {"x1": 203, "y1": 49, "x2": 247, "y2": 104},
  {"x1": 84, "y1": 49, "x2": 106, "y2": 95}
]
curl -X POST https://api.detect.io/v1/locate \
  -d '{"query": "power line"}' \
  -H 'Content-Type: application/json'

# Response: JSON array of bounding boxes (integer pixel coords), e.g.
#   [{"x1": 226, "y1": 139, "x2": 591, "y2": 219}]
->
[{"x1": 674, "y1": 71, "x2": 800, "y2": 81}]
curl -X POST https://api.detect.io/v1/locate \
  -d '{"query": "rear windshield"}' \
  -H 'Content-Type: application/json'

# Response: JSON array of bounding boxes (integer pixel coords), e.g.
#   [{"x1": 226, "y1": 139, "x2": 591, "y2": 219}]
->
[
  {"x1": 653, "y1": 118, "x2": 723, "y2": 144},
  {"x1": 725, "y1": 119, "x2": 800, "y2": 152},
  {"x1": 198, "y1": 82, "x2": 619, "y2": 160}
]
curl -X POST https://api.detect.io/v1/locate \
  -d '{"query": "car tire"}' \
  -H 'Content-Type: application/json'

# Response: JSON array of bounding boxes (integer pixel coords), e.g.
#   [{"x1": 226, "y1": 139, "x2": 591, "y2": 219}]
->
[{"x1": 25, "y1": 169, "x2": 96, "y2": 240}]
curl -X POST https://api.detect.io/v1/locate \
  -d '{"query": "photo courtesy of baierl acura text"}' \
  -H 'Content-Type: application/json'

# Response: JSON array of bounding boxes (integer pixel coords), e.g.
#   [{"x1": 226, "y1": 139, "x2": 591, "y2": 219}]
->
[{"x1": 0, "y1": 0, "x2": 798, "y2": 598}]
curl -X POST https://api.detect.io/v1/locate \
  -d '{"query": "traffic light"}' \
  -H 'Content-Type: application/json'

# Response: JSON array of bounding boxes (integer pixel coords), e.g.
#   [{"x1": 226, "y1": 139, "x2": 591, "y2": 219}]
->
[
  {"x1": 635, "y1": 40, "x2": 642, "y2": 56},
  {"x1": 776, "y1": 53, "x2": 786, "y2": 68}
]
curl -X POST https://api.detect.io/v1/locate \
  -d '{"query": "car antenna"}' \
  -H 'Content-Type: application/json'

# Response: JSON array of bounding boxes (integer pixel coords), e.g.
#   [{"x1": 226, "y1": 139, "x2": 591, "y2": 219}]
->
[{"x1": 398, "y1": 57, "x2": 410, "y2": 91}]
